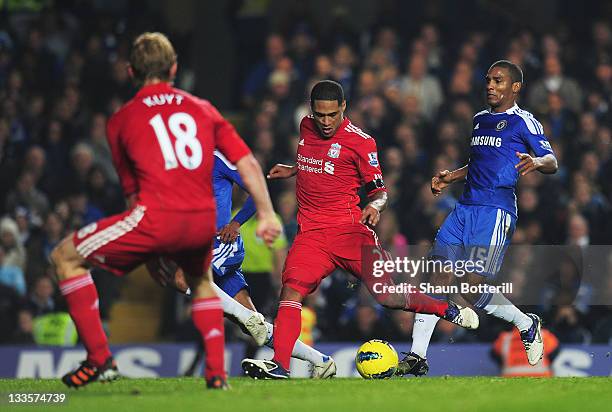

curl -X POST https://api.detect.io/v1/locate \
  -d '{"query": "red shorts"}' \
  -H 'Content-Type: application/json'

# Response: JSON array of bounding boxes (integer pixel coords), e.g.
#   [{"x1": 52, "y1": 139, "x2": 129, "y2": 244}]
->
[
  {"x1": 73, "y1": 205, "x2": 215, "y2": 277},
  {"x1": 282, "y1": 223, "x2": 387, "y2": 296}
]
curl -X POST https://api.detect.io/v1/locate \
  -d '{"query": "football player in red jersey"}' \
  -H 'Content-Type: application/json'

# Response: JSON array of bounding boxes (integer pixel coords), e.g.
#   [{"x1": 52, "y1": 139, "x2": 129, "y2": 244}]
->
[
  {"x1": 241, "y1": 80, "x2": 479, "y2": 379},
  {"x1": 50, "y1": 32, "x2": 281, "y2": 390}
]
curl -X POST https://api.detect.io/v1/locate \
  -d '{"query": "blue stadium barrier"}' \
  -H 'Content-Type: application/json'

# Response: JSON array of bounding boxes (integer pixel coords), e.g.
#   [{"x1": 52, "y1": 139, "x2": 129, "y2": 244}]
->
[{"x1": 0, "y1": 343, "x2": 610, "y2": 378}]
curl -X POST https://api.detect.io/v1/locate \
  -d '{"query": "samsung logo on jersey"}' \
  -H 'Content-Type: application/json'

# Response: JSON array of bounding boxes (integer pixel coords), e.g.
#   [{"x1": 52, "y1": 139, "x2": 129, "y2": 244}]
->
[{"x1": 471, "y1": 135, "x2": 502, "y2": 147}]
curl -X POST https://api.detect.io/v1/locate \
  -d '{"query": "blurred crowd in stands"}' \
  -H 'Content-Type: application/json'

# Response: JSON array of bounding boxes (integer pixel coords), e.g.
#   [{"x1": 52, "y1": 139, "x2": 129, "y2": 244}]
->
[{"x1": 0, "y1": 1, "x2": 611, "y2": 348}]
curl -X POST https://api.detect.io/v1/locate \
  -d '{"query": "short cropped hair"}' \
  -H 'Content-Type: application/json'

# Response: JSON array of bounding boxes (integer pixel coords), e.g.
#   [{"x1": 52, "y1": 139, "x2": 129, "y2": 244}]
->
[
  {"x1": 310, "y1": 80, "x2": 345, "y2": 108},
  {"x1": 489, "y1": 60, "x2": 524, "y2": 83},
  {"x1": 129, "y1": 32, "x2": 177, "y2": 86}
]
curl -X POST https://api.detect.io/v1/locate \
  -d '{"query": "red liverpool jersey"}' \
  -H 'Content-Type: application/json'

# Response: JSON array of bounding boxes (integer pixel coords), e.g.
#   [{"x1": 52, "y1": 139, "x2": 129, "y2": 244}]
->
[
  {"x1": 107, "y1": 82, "x2": 251, "y2": 211},
  {"x1": 295, "y1": 116, "x2": 386, "y2": 231}
]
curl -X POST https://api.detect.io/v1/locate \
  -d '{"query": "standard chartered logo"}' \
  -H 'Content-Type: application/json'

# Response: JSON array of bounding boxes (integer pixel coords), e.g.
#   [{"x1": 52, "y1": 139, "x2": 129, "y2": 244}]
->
[
  {"x1": 296, "y1": 154, "x2": 335, "y2": 175},
  {"x1": 297, "y1": 153, "x2": 322, "y2": 165}
]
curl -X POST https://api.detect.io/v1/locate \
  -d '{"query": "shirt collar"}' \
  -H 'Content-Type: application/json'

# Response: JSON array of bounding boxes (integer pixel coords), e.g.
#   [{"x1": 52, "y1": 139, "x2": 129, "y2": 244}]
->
[
  {"x1": 136, "y1": 82, "x2": 173, "y2": 97},
  {"x1": 489, "y1": 103, "x2": 519, "y2": 115}
]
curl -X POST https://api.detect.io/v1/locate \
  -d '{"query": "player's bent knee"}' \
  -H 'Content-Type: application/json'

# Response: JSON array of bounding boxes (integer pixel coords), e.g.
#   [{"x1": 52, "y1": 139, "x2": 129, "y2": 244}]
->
[
  {"x1": 279, "y1": 285, "x2": 304, "y2": 302},
  {"x1": 50, "y1": 235, "x2": 84, "y2": 281}
]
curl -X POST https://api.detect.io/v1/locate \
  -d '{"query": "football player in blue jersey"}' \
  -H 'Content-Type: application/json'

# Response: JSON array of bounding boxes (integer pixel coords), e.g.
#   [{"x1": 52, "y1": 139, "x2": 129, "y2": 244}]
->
[
  {"x1": 397, "y1": 60, "x2": 558, "y2": 376},
  {"x1": 148, "y1": 151, "x2": 336, "y2": 378}
]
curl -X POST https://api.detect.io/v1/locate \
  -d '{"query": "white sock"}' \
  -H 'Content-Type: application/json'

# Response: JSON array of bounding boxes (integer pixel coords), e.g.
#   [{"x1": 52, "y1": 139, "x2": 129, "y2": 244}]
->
[
  {"x1": 482, "y1": 292, "x2": 532, "y2": 331},
  {"x1": 211, "y1": 283, "x2": 254, "y2": 324},
  {"x1": 264, "y1": 322, "x2": 327, "y2": 365},
  {"x1": 410, "y1": 313, "x2": 439, "y2": 358}
]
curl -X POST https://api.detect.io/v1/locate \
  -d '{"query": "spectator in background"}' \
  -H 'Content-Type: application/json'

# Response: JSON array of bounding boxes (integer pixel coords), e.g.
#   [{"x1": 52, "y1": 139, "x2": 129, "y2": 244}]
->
[
  {"x1": 528, "y1": 55, "x2": 582, "y2": 113},
  {"x1": 593, "y1": 60, "x2": 612, "y2": 103},
  {"x1": 540, "y1": 92, "x2": 577, "y2": 141},
  {"x1": 288, "y1": 25, "x2": 316, "y2": 86},
  {"x1": 373, "y1": 27, "x2": 400, "y2": 67},
  {"x1": 266, "y1": 70, "x2": 297, "y2": 139},
  {"x1": 67, "y1": 142, "x2": 95, "y2": 192},
  {"x1": 446, "y1": 61, "x2": 479, "y2": 106},
  {"x1": 419, "y1": 23, "x2": 444, "y2": 74},
  {"x1": 65, "y1": 190, "x2": 104, "y2": 230},
  {"x1": 566, "y1": 213, "x2": 590, "y2": 247},
  {"x1": 589, "y1": 21, "x2": 612, "y2": 68},
  {"x1": 332, "y1": 44, "x2": 356, "y2": 100},
  {"x1": 568, "y1": 178, "x2": 610, "y2": 243},
  {"x1": 21, "y1": 145, "x2": 47, "y2": 190},
  {"x1": 10, "y1": 309, "x2": 35, "y2": 344},
  {"x1": 41, "y1": 120, "x2": 71, "y2": 200},
  {"x1": 13, "y1": 207, "x2": 31, "y2": 245},
  {"x1": 492, "y1": 326, "x2": 559, "y2": 377},
  {"x1": 243, "y1": 33, "x2": 286, "y2": 108},
  {"x1": 547, "y1": 302, "x2": 591, "y2": 344},
  {"x1": 86, "y1": 166, "x2": 123, "y2": 216},
  {"x1": 354, "y1": 69, "x2": 379, "y2": 105},
  {"x1": 399, "y1": 53, "x2": 444, "y2": 121},
  {"x1": 0, "y1": 216, "x2": 26, "y2": 272},
  {"x1": 0, "y1": 245, "x2": 26, "y2": 296},
  {"x1": 311, "y1": 54, "x2": 333, "y2": 86},
  {"x1": 5, "y1": 171, "x2": 49, "y2": 228},
  {"x1": 361, "y1": 95, "x2": 397, "y2": 146},
  {"x1": 87, "y1": 113, "x2": 118, "y2": 184},
  {"x1": 26, "y1": 276, "x2": 57, "y2": 317}
]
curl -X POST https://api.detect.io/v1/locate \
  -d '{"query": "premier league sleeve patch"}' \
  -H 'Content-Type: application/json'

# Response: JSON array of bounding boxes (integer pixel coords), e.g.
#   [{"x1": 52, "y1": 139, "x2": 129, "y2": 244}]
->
[
  {"x1": 368, "y1": 152, "x2": 379, "y2": 167},
  {"x1": 539, "y1": 140, "x2": 552, "y2": 151}
]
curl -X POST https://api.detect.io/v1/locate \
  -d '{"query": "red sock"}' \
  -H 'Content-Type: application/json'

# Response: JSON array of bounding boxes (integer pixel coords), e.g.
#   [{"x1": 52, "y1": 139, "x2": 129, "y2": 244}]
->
[
  {"x1": 404, "y1": 290, "x2": 448, "y2": 317},
  {"x1": 192, "y1": 297, "x2": 225, "y2": 380},
  {"x1": 60, "y1": 273, "x2": 111, "y2": 367},
  {"x1": 272, "y1": 301, "x2": 302, "y2": 371}
]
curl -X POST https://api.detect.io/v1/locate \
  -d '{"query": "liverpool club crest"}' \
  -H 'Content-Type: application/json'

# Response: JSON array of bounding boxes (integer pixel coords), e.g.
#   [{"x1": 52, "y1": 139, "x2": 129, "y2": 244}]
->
[{"x1": 327, "y1": 143, "x2": 341, "y2": 158}]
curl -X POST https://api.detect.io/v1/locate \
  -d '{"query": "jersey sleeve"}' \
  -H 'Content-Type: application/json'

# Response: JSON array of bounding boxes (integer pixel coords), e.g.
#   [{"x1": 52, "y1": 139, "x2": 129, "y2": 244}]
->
[
  {"x1": 205, "y1": 101, "x2": 252, "y2": 164},
  {"x1": 518, "y1": 116, "x2": 555, "y2": 158},
  {"x1": 106, "y1": 113, "x2": 139, "y2": 197},
  {"x1": 215, "y1": 154, "x2": 257, "y2": 225},
  {"x1": 233, "y1": 196, "x2": 256, "y2": 225},
  {"x1": 354, "y1": 138, "x2": 387, "y2": 196}
]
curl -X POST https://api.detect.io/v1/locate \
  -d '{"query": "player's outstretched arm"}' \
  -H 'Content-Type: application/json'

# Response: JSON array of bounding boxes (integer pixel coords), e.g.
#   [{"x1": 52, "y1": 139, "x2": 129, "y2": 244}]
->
[
  {"x1": 235, "y1": 154, "x2": 282, "y2": 246},
  {"x1": 360, "y1": 191, "x2": 388, "y2": 227},
  {"x1": 515, "y1": 152, "x2": 558, "y2": 176},
  {"x1": 267, "y1": 163, "x2": 297, "y2": 179},
  {"x1": 431, "y1": 165, "x2": 468, "y2": 196},
  {"x1": 218, "y1": 196, "x2": 256, "y2": 243}
]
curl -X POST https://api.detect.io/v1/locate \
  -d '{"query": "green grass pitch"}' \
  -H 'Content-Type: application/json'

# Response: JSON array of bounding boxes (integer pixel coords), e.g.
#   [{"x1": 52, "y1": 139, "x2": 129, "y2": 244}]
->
[{"x1": 1, "y1": 377, "x2": 611, "y2": 411}]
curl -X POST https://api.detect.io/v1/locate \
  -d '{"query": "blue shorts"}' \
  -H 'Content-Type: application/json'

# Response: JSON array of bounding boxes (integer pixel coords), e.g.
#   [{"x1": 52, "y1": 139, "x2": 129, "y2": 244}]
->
[
  {"x1": 430, "y1": 203, "x2": 516, "y2": 277},
  {"x1": 213, "y1": 265, "x2": 249, "y2": 297},
  {"x1": 211, "y1": 238, "x2": 249, "y2": 297}
]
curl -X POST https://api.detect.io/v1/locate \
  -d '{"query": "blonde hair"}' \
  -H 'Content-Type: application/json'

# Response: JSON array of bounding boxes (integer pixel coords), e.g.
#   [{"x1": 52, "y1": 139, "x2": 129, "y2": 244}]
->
[{"x1": 129, "y1": 32, "x2": 177, "y2": 86}]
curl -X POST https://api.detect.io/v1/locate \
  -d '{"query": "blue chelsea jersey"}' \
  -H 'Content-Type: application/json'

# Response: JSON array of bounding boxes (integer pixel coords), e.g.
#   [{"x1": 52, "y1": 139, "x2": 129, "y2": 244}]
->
[
  {"x1": 460, "y1": 104, "x2": 555, "y2": 217},
  {"x1": 212, "y1": 151, "x2": 256, "y2": 272}
]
